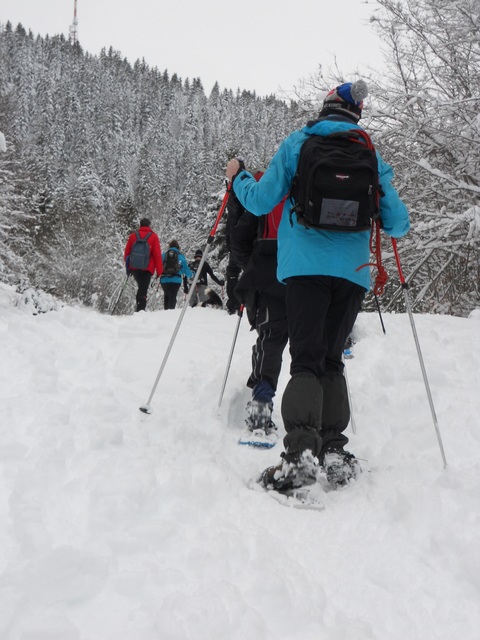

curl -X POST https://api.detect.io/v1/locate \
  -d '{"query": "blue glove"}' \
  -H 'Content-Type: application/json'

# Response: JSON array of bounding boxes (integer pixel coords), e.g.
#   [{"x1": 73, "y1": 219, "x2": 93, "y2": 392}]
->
[{"x1": 125, "y1": 256, "x2": 131, "y2": 275}]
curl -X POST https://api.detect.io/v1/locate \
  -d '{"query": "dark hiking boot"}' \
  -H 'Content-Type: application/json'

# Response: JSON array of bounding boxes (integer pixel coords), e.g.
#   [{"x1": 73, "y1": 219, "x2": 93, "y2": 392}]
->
[
  {"x1": 226, "y1": 301, "x2": 240, "y2": 315},
  {"x1": 322, "y1": 450, "x2": 360, "y2": 488},
  {"x1": 260, "y1": 450, "x2": 319, "y2": 492},
  {"x1": 246, "y1": 400, "x2": 277, "y2": 436}
]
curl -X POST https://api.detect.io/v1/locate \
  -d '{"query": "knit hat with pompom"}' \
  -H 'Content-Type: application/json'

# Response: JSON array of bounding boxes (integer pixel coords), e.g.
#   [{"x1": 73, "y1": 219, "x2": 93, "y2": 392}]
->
[{"x1": 320, "y1": 80, "x2": 368, "y2": 122}]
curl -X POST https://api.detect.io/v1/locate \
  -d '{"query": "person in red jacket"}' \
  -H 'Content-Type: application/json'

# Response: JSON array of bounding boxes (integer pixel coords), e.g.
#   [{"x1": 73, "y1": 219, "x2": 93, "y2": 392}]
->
[{"x1": 124, "y1": 218, "x2": 163, "y2": 312}]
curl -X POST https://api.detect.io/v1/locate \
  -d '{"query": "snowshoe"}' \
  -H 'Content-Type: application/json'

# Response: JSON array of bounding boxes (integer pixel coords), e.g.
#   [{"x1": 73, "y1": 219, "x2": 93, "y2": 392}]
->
[
  {"x1": 321, "y1": 450, "x2": 360, "y2": 489},
  {"x1": 260, "y1": 450, "x2": 319, "y2": 492},
  {"x1": 239, "y1": 400, "x2": 279, "y2": 448}
]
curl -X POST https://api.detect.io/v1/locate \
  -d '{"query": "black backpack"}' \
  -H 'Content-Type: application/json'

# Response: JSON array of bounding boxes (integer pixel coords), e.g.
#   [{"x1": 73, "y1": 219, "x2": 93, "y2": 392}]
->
[
  {"x1": 163, "y1": 248, "x2": 181, "y2": 275},
  {"x1": 129, "y1": 231, "x2": 152, "y2": 270},
  {"x1": 290, "y1": 129, "x2": 380, "y2": 232}
]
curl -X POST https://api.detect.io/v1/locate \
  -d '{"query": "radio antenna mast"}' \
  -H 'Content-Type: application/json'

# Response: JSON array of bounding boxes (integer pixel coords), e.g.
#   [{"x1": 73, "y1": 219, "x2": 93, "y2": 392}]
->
[{"x1": 69, "y1": 0, "x2": 78, "y2": 45}]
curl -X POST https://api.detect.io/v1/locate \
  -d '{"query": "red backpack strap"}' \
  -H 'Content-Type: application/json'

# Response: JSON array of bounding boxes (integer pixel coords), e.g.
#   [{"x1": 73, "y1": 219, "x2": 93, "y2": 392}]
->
[{"x1": 349, "y1": 128, "x2": 375, "y2": 151}]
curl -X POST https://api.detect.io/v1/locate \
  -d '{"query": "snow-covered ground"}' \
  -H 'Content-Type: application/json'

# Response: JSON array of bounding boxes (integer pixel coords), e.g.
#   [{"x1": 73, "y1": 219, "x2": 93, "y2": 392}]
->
[{"x1": 1, "y1": 283, "x2": 479, "y2": 640}]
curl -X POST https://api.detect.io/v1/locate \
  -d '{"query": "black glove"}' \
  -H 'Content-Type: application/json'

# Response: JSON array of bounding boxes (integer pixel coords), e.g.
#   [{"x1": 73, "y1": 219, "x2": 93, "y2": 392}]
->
[
  {"x1": 219, "y1": 279, "x2": 225, "y2": 287},
  {"x1": 183, "y1": 277, "x2": 189, "y2": 294},
  {"x1": 231, "y1": 157, "x2": 246, "y2": 182}
]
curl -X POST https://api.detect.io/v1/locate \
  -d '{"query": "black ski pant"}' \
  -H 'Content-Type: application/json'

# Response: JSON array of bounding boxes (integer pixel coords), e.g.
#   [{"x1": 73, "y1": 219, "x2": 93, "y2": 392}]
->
[
  {"x1": 281, "y1": 276, "x2": 365, "y2": 460},
  {"x1": 161, "y1": 282, "x2": 181, "y2": 310},
  {"x1": 132, "y1": 270, "x2": 152, "y2": 312},
  {"x1": 246, "y1": 293, "x2": 288, "y2": 401},
  {"x1": 226, "y1": 260, "x2": 242, "y2": 314}
]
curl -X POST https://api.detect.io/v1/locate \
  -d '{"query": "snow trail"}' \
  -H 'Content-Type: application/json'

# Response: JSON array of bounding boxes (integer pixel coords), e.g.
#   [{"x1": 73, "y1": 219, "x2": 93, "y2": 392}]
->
[{"x1": 1, "y1": 290, "x2": 479, "y2": 639}]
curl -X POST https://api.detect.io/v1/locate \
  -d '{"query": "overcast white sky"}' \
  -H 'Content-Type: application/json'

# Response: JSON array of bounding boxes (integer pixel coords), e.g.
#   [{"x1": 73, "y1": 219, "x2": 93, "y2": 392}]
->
[{"x1": 0, "y1": 0, "x2": 384, "y2": 97}]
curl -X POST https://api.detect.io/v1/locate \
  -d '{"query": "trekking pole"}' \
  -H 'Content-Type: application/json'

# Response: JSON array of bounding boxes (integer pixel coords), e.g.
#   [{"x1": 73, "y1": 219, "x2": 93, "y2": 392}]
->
[
  {"x1": 218, "y1": 304, "x2": 244, "y2": 408},
  {"x1": 391, "y1": 238, "x2": 447, "y2": 468},
  {"x1": 152, "y1": 278, "x2": 162, "y2": 311},
  {"x1": 110, "y1": 273, "x2": 131, "y2": 316},
  {"x1": 374, "y1": 294, "x2": 386, "y2": 334},
  {"x1": 140, "y1": 183, "x2": 232, "y2": 414}
]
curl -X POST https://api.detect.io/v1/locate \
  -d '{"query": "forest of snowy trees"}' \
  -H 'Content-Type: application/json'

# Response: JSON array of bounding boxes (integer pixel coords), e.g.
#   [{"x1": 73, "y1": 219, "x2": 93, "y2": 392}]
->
[{"x1": 0, "y1": 0, "x2": 478, "y2": 316}]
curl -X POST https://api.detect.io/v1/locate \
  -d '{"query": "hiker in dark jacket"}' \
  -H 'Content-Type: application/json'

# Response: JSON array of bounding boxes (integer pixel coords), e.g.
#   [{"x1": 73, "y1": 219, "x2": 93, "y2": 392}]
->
[
  {"x1": 226, "y1": 80, "x2": 410, "y2": 491},
  {"x1": 160, "y1": 240, "x2": 192, "y2": 310},
  {"x1": 124, "y1": 218, "x2": 163, "y2": 312},
  {"x1": 229, "y1": 176, "x2": 289, "y2": 446},
  {"x1": 187, "y1": 249, "x2": 224, "y2": 307}
]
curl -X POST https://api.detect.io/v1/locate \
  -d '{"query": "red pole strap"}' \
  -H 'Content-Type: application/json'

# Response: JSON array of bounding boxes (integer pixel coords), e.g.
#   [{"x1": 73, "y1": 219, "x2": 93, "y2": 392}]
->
[
  {"x1": 391, "y1": 238, "x2": 406, "y2": 286},
  {"x1": 355, "y1": 219, "x2": 388, "y2": 296}
]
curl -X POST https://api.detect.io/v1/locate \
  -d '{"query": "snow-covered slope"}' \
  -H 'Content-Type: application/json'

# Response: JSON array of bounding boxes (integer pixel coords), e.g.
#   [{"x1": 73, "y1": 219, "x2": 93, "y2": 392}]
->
[{"x1": 1, "y1": 291, "x2": 479, "y2": 639}]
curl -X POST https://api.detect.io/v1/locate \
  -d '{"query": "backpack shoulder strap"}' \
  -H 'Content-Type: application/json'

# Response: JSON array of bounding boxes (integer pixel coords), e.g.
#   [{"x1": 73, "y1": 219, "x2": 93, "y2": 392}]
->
[
  {"x1": 353, "y1": 128, "x2": 375, "y2": 150},
  {"x1": 136, "y1": 231, "x2": 152, "y2": 241},
  {"x1": 327, "y1": 128, "x2": 375, "y2": 151}
]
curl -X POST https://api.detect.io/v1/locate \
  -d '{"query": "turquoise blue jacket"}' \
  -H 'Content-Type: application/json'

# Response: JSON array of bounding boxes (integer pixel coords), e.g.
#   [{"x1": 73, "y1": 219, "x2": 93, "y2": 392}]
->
[
  {"x1": 232, "y1": 117, "x2": 410, "y2": 291},
  {"x1": 159, "y1": 248, "x2": 192, "y2": 284}
]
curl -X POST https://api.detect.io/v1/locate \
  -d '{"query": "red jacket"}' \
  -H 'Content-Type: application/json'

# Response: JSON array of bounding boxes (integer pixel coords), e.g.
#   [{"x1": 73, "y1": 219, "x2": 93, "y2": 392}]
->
[{"x1": 124, "y1": 226, "x2": 163, "y2": 276}]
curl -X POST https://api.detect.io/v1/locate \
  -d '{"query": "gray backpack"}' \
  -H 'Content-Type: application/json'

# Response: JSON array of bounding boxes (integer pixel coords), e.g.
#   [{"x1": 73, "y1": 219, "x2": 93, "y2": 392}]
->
[{"x1": 129, "y1": 231, "x2": 152, "y2": 270}]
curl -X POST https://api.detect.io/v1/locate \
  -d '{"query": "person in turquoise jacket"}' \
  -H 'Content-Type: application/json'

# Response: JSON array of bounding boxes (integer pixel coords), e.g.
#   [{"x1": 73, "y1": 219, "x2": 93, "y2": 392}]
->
[
  {"x1": 159, "y1": 239, "x2": 193, "y2": 310},
  {"x1": 226, "y1": 80, "x2": 410, "y2": 492}
]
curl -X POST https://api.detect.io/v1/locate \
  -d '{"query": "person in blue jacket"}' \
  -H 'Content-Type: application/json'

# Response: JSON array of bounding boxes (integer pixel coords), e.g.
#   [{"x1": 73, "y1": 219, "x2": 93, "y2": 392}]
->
[
  {"x1": 159, "y1": 239, "x2": 193, "y2": 310},
  {"x1": 226, "y1": 80, "x2": 410, "y2": 491}
]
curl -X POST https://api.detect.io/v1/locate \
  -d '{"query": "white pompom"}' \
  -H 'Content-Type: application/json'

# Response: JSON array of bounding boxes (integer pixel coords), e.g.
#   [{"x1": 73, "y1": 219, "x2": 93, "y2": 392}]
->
[{"x1": 351, "y1": 79, "x2": 368, "y2": 103}]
